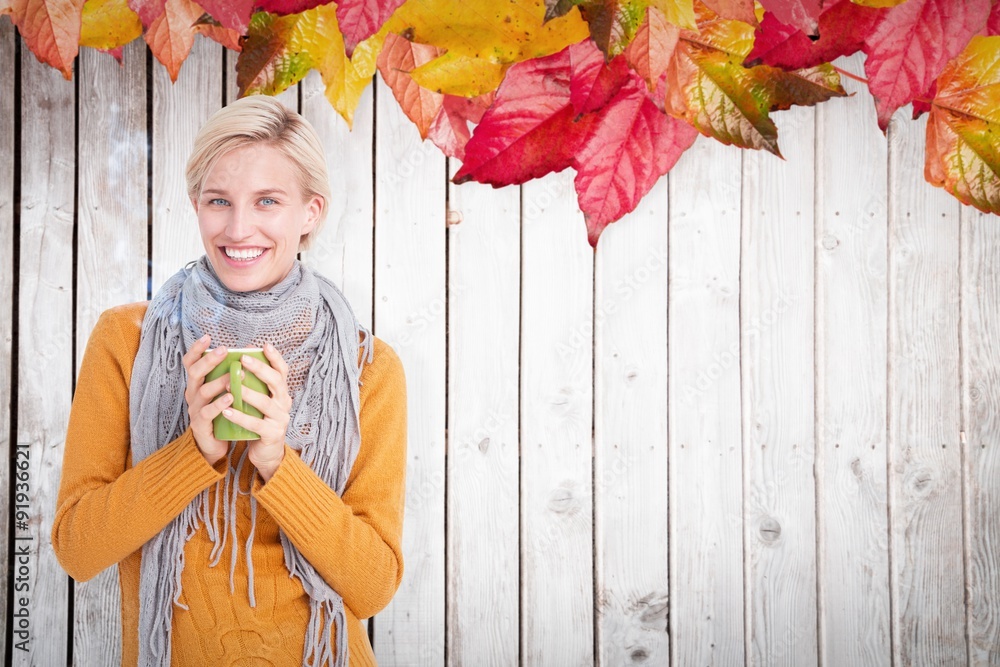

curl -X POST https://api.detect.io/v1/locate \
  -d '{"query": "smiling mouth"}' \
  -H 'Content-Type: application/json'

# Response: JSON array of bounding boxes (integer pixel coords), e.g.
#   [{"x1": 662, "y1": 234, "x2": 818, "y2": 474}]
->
[{"x1": 223, "y1": 247, "x2": 267, "y2": 261}]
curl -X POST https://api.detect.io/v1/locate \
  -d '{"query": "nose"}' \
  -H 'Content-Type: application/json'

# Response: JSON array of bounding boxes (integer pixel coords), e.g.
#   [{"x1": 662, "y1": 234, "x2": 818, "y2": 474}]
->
[{"x1": 225, "y1": 205, "x2": 253, "y2": 242}]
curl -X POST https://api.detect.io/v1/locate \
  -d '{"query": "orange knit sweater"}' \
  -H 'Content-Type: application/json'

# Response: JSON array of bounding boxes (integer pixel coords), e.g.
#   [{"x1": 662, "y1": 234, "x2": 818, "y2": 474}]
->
[{"x1": 51, "y1": 302, "x2": 407, "y2": 666}]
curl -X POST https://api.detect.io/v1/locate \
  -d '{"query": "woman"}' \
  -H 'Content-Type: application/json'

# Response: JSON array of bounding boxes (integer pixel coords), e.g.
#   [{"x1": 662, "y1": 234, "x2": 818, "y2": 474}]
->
[{"x1": 52, "y1": 96, "x2": 406, "y2": 666}]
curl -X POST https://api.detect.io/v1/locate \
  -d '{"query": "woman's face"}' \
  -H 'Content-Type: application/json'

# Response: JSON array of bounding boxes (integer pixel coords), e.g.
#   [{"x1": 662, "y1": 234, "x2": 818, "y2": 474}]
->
[{"x1": 193, "y1": 143, "x2": 322, "y2": 293}]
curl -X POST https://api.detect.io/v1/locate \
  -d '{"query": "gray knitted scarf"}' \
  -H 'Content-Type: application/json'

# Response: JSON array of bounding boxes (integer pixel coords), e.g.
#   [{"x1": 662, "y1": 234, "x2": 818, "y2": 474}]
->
[{"x1": 129, "y1": 256, "x2": 373, "y2": 666}]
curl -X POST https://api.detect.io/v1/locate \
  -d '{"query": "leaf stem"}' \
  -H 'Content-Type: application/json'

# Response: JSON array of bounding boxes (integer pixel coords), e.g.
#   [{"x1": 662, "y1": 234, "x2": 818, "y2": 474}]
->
[{"x1": 831, "y1": 65, "x2": 868, "y2": 85}]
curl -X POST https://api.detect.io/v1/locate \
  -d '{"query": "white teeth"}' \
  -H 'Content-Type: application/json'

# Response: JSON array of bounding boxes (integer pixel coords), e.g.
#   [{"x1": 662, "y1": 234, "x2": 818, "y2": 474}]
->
[{"x1": 225, "y1": 247, "x2": 264, "y2": 260}]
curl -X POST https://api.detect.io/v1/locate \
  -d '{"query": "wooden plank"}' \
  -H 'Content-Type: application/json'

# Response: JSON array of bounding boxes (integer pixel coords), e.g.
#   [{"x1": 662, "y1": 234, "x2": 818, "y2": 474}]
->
[
  {"x1": 151, "y1": 37, "x2": 222, "y2": 293},
  {"x1": 300, "y1": 70, "x2": 374, "y2": 330},
  {"x1": 741, "y1": 105, "x2": 817, "y2": 666},
  {"x1": 372, "y1": 78, "x2": 446, "y2": 666},
  {"x1": 445, "y1": 165, "x2": 520, "y2": 665},
  {"x1": 594, "y1": 177, "x2": 670, "y2": 665},
  {"x1": 0, "y1": 18, "x2": 15, "y2": 660},
  {"x1": 72, "y1": 41, "x2": 148, "y2": 667},
  {"x1": 15, "y1": 49, "x2": 75, "y2": 667},
  {"x1": 961, "y1": 207, "x2": 1000, "y2": 667},
  {"x1": 667, "y1": 137, "x2": 744, "y2": 666},
  {"x1": 814, "y1": 54, "x2": 891, "y2": 666},
  {"x1": 887, "y1": 113, "x2": 965, "y2": 666},
  {"x1": 520, "y1": 170, "x2": 594, "y2": 666}
]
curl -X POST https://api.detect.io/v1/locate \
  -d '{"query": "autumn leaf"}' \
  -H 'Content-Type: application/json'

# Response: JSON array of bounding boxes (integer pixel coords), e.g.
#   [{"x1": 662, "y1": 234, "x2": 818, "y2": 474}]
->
[
  {"x1": 255, "y1": 0, "x2": 326, "y2": 13},
  {"x1": 574, "y1": 73, "x2": 697, "y2": 245},
  {"x1": 569, "y1": 37, "x2": 631, "y2": 113},
  {"x1": 337, "y1": 0, "x2": 405, "y2": 56},
  {"x1": 864, "y1": 0, "x2": 992, "y2": 131},
  {"x1": 850, "y1": 0, "x2": 905, "y2": 7},
  {"x1": 192, "y1": 11, "x2": 242, "y2": 50},
  {"x1": 989, "y1": 0, "x2": 1000, "y2": 35},
  {"x1": 746, "y1": 0, "x2": 883, "y2": 70},
  {"x1": 80, "y1": 0, "x2": 142, "y2": 58},
  {"x1": 766, "y1": 63, "x2": 847, "y2": 109},
  {"x1": 925, "y1": 35, "x2": 1000, "y2": 213},
  {"x1": 759, "y1": 0, "x2": 820, "y2": 35},
  {"x1": 196, "y1": 0, "x2": 252, "y2": 33},
  {"x1": 427, "y1": 92, "x2": 494, "y2": 159},
  {"x1": 2, "y1": 0, "x2": 86, "y2": 78},
  {"x1": 453, "y1": 44, "x2": 598, "y2": 186},
  {"x1": 700, "y1": 0, "x2": 755, "y2": 25},
  {"x1": 649, "y1": 0, "x2": 695, "y2": 29},
  {"x1": 410, "y1": 51, "x2": 510, "y2": 97},
  {"x1": 377, "y1": 31, "x2": 444, "y2": 137},
  {"x1": 574, "y1": 0, "x2": 651, "y2": 58},
  {"x1": 130, "y1": 0, "x2": 205, "y2": 81},
  {"x1": 625, "y1": 5, "x2": 681, "y2": 90}
]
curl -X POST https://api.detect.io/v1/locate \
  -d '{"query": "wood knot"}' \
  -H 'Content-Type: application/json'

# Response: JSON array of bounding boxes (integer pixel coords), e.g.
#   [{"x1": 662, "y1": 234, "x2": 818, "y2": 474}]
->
[
  {"x1": 477, "y1": 437, "x2": 490, "y2": 454},
  {"x1": 547, "y1": 483, "x2": 580, "y2": 515},
  {"x1": 630, "y1": 647, "x2": 649, "y2": 662},
  {"x1": 759, "y1": 517, "x2": 781, "y2": 544},
  {"x1": 850, "y1": 458, "x2": 863, "y2": 479}
]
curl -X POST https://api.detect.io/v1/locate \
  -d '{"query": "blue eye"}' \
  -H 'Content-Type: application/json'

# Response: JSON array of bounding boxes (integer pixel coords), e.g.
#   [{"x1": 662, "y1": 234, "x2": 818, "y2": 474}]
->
[
  {"x1": 208, "y1": 198, "x2": 229, "y2": 206},
  {"x1": 259, "y1": 197, "x2": 277, "y2": 206}
]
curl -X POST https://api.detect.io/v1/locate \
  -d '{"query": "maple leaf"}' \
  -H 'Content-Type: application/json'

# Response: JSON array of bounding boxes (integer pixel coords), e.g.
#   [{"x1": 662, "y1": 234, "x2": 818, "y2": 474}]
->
[
  {"x1": 196, "y1": 0, "x2": 252, "y2": 33},
  {"x1": 574, "y1": 73, "x2": 697, "y2": 245},
  {"x1": 377, "y1": 31, "x2": 444, "y2": 137},
  {"x1": 925, "y1": 35, "x2": 1000, "y2": 213},
  {"x1": 130, "y1": 0, "x2": 207, "y2": 81},
  {"x1": 337, "y1": 0, "x2": 405, "y2": 57},
  {"x1": 625, "y1": 5, "x2": 681, "y2": 90},
  {"x1": 746, "y1": 0, "x2": 884, "y2": 70},
  {"x1": 2, "y1": 0, "x2": 86, "y2": 78},
  {"x1": 864, "y1": 0, "x2": 992, "y2": 131},
  {"x1": 427, "y1": 92, "x2": 495, "y2": 160},
  {"x1": 80, "y1": 0, "x2": 142, "y2": 58},
  {"x1": 453, "y1": 44, "x2": 598, "y2": 186},
  {"x1": 759, "y1": 0, "x2": 820, "y2": 35}
]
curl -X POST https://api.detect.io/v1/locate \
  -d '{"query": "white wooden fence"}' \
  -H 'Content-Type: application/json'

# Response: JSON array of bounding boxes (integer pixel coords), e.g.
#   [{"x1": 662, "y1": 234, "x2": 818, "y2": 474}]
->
[{"x1": 2, "y1": 22, "x2": 999, "y2": 667}]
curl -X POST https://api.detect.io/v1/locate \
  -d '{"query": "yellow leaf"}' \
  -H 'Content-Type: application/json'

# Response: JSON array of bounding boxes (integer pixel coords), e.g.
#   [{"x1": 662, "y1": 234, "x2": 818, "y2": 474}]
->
[
  {"x1": 80, "y1": 0, "x2": 141, "y2": 52},
  {"x1": 649, "y1": 0, "x2": 696, "y2": 30},
  {"x1": 410, "y1": 51, "x2": 510, "y2": 97},
  {"x1": 319, "y1": 14, "x2": 387, "y2": 127},
  {"x1": 385, "y1": 0, "x2": 589, "y2": 64},
  {"x1": 850, "y1": 0, "x2": 906, "y2": 7}
]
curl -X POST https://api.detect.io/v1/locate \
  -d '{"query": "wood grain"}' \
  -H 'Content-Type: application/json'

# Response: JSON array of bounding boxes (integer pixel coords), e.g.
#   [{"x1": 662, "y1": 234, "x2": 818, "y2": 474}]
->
[
  {"x1": 961, "y1": 207, "x2": 1000, "y2": 667},
  {"x1": 594, "y1": 177, "x2": 670, "y2": 666},
  {"x1": 741, "y1": 105, "x2": 818, "y2": 667},
  {"x1": 445, "y1": 164, "x2": 520, "y2": 666},
  {"x1": 815, "y1": 54, "x2": 891, "y2": 667},
  {"x1": 668, "y1": 136, "x2": 744, "y2": 667},
  {"x1": 887, "y1": 113, "x2": 966, "y2": 667},
  {"x1": 72, "y1": 41, "x2": 148, "y2": 667},
  {"x1": 520, "y1": 170, "x2": 594, "y2": 667},
  {"x1": 151, "y1": 37, "x2": 222, "y2": 292},
  {"x1": 300, "y1": 70, "x2": 375, "y2": 331},
  {"x1": 372, "y1": 77, "x2": 447, "y2": 666},
  {"x1": 15, "y1": 51, "x2": 75, "y2": 667},
  {"x1": 0, "y1": 19, "x2": 14, "y2": 660}
]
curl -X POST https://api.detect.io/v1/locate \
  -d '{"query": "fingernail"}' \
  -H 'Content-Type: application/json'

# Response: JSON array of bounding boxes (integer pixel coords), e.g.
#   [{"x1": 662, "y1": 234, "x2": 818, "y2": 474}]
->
[
  {"x1": 215, "y1": 347, "x2": 226, "y2": 356},
  {"x1": 223, "y1": 408, "x2": 232, "y2": 417},
  {"x1": 199, "y1": 334, "x2": 209, "y2": 343},
  {"x1": 242, "y1": 355, "x2": 252, "y2": 365}
]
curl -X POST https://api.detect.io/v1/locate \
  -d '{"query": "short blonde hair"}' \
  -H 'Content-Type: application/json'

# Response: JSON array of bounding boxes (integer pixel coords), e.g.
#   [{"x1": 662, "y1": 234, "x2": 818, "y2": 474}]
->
[{"x1": 185, "y1": 95, "x2": 331, "y2": 249}]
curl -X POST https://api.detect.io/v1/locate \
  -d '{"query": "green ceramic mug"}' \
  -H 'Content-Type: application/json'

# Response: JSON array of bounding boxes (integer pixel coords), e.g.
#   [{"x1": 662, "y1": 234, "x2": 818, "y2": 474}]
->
[{"x1": 204, "y1": 348, "x2": 271, "y2": 441}]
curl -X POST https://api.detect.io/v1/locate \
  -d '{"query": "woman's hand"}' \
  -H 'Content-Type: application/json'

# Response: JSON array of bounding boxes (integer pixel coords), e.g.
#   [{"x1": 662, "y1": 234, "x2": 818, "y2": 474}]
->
[
  {"x1": 223, "y1": 343, "x2": 292, "y2": 482},
  {"x1": 182, "y1": 334, "x2": 232, "y2": 466}
]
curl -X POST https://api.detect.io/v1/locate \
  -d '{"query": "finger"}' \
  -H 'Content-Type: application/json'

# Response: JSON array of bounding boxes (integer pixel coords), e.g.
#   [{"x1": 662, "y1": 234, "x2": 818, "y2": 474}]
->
[
  {"x1": 240, "y1": 353, "x2": 284, "y2": 397},
  {"x1": 262, "y1": 343, "x2": 289, "y2": 379},
  {"x1": 197, "y1": 374, "x2": 232, "y2": 405},
  {"x1": 182, "y1": 334, "x2": 212, "y2": 369},
  {"x1": 239, "y1": 385, "x2": 290, "y2": 420},
  {"x1": 188, "y1": 344, "x2": 229, "y2": 383},
  {"x1": 199, "y1": 392, "x2": 233, "y2": 422},
  {"x1": 222, "y1": 405, "x2": 267, "y2": 436}
]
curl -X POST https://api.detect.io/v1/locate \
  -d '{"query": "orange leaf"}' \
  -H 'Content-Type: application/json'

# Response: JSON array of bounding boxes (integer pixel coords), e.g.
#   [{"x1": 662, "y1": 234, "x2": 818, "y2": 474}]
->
[
  {"x1": 701, "y1": 0, "x2": 755, "y2": 25},
  {"x1": 192, "y1": 12, "x2": 241, "y2": 50},
  {"x1": 130, "y1": 0, "x2": 204, "y2": 81},
  {"x1": 3, "y1": 0, "x2": 86, "y2": 78},
  {"x1": 377, "y1": 32, "x2": 444, "y2": 138},
  {"x1": 625, "y1": 6, "x2": 680, "y2": 90}
]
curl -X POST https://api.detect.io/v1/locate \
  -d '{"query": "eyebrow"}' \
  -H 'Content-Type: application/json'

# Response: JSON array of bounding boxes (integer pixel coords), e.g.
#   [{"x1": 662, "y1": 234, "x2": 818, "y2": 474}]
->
[{"x1": 201, "y1": 188, "x2": 290, "y2": 197}]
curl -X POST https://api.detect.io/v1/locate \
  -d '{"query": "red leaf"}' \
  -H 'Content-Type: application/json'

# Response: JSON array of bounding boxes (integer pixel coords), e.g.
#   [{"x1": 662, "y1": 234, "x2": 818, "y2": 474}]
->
[
  {"x1": 759, "y1": 0, "x2": 820, "y2": 36},
  {"x1": 3, "y1": 0, "x2": 86, "y2": 77},
  {"x1": 989, "y1": 0, "x2": 1000, "y2": 35},
  {"x1": 864, "y1": 0, "x2": 992, "y2": 131},
  {"x1": 453, "y1": 45, "x2": 597, "y2": 186},
  {"x1": 746, "y1": 0, "x2": 883, "y2": 70},
  {"x1": 701, "y1": 0, "x2": 755, "y2": 26},
  {"x1": 427, "y1": 92, "x2": 495, "y2": 160},
  {"x1": 568, "y1": 37, "x2": 631, "y2": 115},
  {"x1": 573, "y1": 74, "x2": 697, "y2": 245},
  {"x1": 254, "y1": 0, "x2": 326, "y2": 14},
  {"x1": 377, "y1": 32, "x2": 444, "y2": 138},
  {"x1": 337, "y1": 0, "x2": 405, "y2": 57},
  {"x1": 197, "y1": 0, "x2": 252, "y2": 33}
]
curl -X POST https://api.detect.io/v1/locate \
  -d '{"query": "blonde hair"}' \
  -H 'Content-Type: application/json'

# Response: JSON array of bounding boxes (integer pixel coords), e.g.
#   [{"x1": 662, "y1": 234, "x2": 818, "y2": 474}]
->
[{"x1": 185, "y1": 95, "x2": 331, "y2": 249}]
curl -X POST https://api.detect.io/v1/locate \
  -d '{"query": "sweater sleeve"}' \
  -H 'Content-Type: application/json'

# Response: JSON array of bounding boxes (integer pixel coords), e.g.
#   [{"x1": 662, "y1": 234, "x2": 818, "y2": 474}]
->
[
  {"x1": 51, "y1": 306, "x2": 228, "y2": 582},
  {"x1": 252, "y1": 336, "x2": 407, "y2": 619}
]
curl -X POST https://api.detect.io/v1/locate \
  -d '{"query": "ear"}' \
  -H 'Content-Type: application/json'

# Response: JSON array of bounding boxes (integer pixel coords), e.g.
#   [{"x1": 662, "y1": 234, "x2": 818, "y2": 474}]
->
[
  {"x1": 301, "y1": 194, "x2": 323, "y2": 238},
  {"x1": 190, "y1": 197, "x2": 199, "y2": 214}
]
